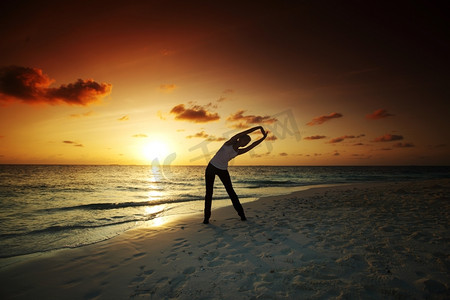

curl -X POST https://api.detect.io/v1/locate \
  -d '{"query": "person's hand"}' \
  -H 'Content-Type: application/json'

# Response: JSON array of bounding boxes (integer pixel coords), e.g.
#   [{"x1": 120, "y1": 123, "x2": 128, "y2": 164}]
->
[{"x1": 262, "y1": 129, "x2": 268, "y2": 139}]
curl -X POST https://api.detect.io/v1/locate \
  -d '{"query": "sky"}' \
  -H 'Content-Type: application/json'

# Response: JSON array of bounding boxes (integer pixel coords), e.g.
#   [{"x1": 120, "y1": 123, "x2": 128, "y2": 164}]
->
[{"x1": 0, "y1": 0, "x2": 449, "y2": 166}]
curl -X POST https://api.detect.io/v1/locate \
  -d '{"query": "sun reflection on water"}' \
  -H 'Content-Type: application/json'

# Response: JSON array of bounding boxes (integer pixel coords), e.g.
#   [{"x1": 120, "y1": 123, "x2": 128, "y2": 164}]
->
[{"x1": 144, "y1": 205, "x2": 164, "y2": 215}]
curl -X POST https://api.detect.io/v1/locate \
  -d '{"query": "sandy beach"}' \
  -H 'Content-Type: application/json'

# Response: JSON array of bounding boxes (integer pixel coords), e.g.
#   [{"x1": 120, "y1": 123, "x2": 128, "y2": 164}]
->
[{"x1": 1, "y1": 179, "x2": 449, "y2": 299}]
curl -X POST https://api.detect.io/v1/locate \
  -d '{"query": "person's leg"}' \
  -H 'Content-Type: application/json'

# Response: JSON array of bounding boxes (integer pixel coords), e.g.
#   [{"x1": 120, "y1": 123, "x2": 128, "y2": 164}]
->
[
  {"x1": 204, "y1": 163, "x2": 216, "y2": 224},
  {"x1": 217, "y1": 169, "x2": 246, "y2": 220}
]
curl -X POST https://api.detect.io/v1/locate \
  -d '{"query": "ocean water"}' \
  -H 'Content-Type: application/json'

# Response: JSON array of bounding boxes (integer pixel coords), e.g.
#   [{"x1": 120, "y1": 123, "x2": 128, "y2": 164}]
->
[{"x1": 0, "y1": 165, "x2": 449, "y2": 259}]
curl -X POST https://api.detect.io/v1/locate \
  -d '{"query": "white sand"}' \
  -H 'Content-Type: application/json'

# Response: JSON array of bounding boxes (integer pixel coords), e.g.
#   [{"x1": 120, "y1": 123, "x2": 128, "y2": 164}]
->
[{"x1": 1, "y1": 179, "x2": 449, "y2": 299}]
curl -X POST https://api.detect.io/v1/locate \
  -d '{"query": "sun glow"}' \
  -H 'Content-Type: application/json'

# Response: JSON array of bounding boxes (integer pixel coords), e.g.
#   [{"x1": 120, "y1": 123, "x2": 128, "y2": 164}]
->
[{"x1": 142, "y1": 140, "x2": 171, "y2": 162}]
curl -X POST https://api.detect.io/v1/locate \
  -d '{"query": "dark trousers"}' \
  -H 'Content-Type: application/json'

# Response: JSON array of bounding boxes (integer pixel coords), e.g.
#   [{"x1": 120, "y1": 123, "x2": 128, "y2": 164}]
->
[{"x1": 204, "y1": 163, "x2": 245, "y2": 220}]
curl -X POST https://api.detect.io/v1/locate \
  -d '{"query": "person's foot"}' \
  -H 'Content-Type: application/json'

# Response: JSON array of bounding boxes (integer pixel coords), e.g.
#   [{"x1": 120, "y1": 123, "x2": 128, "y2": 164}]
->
[
  {"x1": 240, "y1": 215, "x2": 247, "y2": 221},
  {"x1": 203, "y1": 219, "x2": 209, "y2": 224}
]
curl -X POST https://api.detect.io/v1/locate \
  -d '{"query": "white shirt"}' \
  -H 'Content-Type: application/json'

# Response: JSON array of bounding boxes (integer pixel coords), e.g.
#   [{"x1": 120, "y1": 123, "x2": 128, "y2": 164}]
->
[{"x1": 209, "y1": 144, "x2": 238, "y2": 170}]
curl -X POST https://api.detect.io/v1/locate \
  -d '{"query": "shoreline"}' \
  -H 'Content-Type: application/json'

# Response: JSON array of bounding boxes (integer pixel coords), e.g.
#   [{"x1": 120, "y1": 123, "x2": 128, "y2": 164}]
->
[
  {"x1": 0, "y1": 182, "x2": 348, "y2": 265},
  {"x1": 1, "y1": 178, "x2": 449, "y2": 299}
]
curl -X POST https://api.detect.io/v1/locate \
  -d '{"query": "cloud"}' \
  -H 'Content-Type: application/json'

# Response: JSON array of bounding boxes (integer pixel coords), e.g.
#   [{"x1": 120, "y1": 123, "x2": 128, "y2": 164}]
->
[
  {"x1": 223, "y1": 89, "x2": 234, "y2": 94},
  {"x1": 279, "y1": 152, "x2": 288, "y2": 156},
  {"x1": 186, "y1": 131, "x2": 226, "y2": 141},
  {"x1": 353, "y1": 143, "x2": 364, "y2": 146},
  {"x1": 160, "y1": 49, "x2": 175, "y2": 56},
  {"x1": 159, "y1": 84, "x2": 177, "y2": 92},
  {"x1": 0, "y1": 66, "x2": 112, "y2": 106},
  {"x1": 266, "y1": 135, "x2": 278, "y2": 141},
  {"x1": 373, "y1": 134, "x2": 403, "y2": 142},
  {"x1": 118, "y1": 115, "x2": 129, "y2": 121},
  {"x1": 157, "y1": 111, "x2": 167, "y2": 120},
  {"x1": 227, "y1": 110, "x2": 277, "y2": 128},
  {"x1": 186, "y1": 131, "x2": 209, "y2": 139},
  {"x1": 366, "y1": 109, "x2": 394, "y2": 120},
  {"x1": 63, "y1": 140, "x2": 84, "y2": 147},
  {"x1": 69, "y1": 111, "x2": 94, "y2": 118},
  {"x1": 132, "y1": 134, "x2": 148, "y2": 138},
  {"x1": 306, "y1": 112, "x2": 343, "y2": 126},
  {"x1": 393, "y1": 142, "x2": 414, "y2": 148},
  {"x1": 328, "y1": 134, "x2": 365, "y2": 143},
  {"x1": 208, "y1": 136, "x2": 227, "y2": 142},
  {"x1": 170, "y1": 104, "x2": 220, "y2": 123},
  {"x1": 304, "y1": 135, "x2": 326, "y2": 140}
]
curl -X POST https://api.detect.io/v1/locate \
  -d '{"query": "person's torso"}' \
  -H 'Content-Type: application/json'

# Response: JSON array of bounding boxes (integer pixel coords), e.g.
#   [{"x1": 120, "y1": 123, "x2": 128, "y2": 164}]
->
[{"x1": 209, "y1": 144, "x2": 238, "y2": 170}]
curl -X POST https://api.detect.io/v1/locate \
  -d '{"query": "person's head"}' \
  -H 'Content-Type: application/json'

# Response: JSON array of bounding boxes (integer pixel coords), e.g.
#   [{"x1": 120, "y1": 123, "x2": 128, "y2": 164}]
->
[{"x1": 237, "y1": 134, "x2": 251, "y2": 147}]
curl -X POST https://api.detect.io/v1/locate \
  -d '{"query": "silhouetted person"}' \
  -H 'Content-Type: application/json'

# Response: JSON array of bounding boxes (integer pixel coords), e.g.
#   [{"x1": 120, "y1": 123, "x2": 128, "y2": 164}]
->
[{"x1": 203, "y1": 126, "x2": 268, "y2": 224}]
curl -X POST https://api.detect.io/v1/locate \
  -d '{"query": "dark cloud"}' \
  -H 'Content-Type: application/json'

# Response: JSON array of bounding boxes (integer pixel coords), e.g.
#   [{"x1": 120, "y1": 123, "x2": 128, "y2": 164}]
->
[
  {"x1": 306, "y1": 112, "x2": 343, "y2": 126},
  {"x1": 366, "y1": 109, "x2": 394, "y2": 120},
  {"x1": 304, "y1": 135, "x2": 326, "y2": 140},
  {"x1": 63, "y1": 140, "x2": 84, "y2": 147},
  {"x1": 170, "y1": 104, "x2": 220, "y2": 123},
  {"x1": 328, "y1": 134, "x2": 365, "y2": 143},
  {"x1": 393, "y1": 142, "x2": 414, "y2": 148},
  {"x1": 266, "y1": 135, "x2": 278, "y2": 141},
  {"x1": 279, "y1": 152, "x2": 288, "y2": 156},
  {"x1": 186, "y1": 130, "x2": 226, "y2": 141},
  {"x1": 0, "y1": 66, "x2": 112, "y2": 105},
  {"x1": 373, "y1": 134, "x2": 403, "y2": 142},
  {"x1": 227, "y1": 110, "x2": 277, "y2": 128}
]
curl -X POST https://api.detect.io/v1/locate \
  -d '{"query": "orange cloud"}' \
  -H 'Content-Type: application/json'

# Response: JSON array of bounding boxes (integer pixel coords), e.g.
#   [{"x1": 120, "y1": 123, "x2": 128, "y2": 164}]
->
[
  {"x1": 118, "y1": 115, "x2": 129, "y2": 121},
  {"x1": 186, "y1": 131, "x2": 209, "y2": 139},
  {"x1": 0, "y1": 66, "x2": 111, "y2": 106},
  {"x1": 306, "y1": 112, "x2": 342, "y2": 126},
  {"x1": 159, "y1": 84, "x2": 177, "y2": 92},
  {"x1": 227, "y1": 110, "x2": 277, "y2": 128},
  {"x1": 170, "y1": 104, "x2": 220, "y2": 123},
  {"x1": 69, "y1": 111, "x2": 94, "y2": 118},
  {"x1": 366, "y1": 109, "x2": 394, "y2": 120},
  {"x1": 304, "y1": 135, "x2": 326, "y2": 140},
  {"x1": 373, "y1": 134, "x2": 403, "y2": 142}
]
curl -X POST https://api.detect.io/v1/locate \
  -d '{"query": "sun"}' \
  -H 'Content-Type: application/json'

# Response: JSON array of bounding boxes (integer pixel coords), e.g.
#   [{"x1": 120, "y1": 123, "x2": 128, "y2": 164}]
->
[{"x1": 142, "y1": 140, "x2": 170, "y2": 162}]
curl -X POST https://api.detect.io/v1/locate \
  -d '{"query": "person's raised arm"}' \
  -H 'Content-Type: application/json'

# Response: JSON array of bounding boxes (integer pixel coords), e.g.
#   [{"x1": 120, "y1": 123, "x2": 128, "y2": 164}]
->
[
  {"x1": 237, "y1": 128, "x2": 268, "y2": 155},
  {"x1": 225, "y1": 126, "x2": 263, "y2": 145}
]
